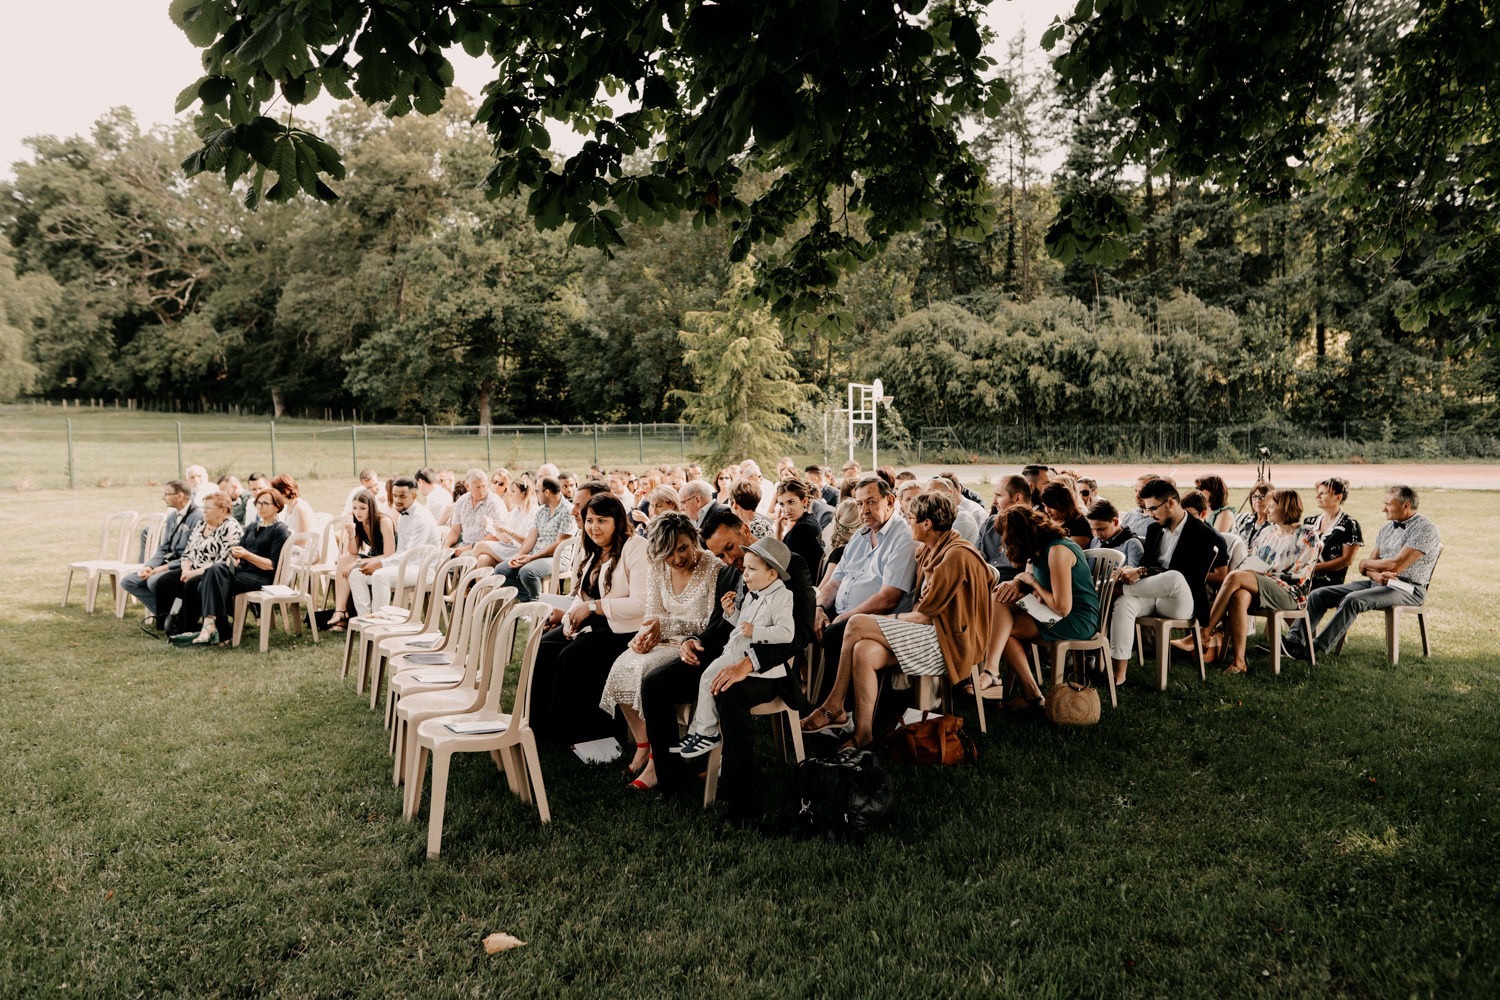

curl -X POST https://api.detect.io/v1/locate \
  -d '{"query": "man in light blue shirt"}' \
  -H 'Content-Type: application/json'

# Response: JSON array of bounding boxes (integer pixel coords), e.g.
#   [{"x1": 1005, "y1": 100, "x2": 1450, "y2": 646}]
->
[
  {"x1": 811, "y1": 475, "x2": 917, "y2": 705},
  {"x1": 1287, "y1": 484, "x2": 1441, "y2": 659}
]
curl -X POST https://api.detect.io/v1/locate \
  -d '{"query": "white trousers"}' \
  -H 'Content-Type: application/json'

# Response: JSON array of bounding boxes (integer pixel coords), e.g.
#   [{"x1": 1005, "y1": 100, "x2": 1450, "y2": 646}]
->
[
  {"x1": 349, "y1": 564, "x2": 419, "y2": 615},
  {"x1": 1109, "y1": 570, "x2": 1194, "y2": 661}
]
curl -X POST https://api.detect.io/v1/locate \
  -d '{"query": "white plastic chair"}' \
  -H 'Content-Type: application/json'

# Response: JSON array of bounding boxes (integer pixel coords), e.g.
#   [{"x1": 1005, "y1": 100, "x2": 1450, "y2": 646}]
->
[
  {"x1": 109, "y1": 513, "x2": 168, "y2": 618},
  {"x1": 231, "y1": 531, "x2": 322, "y2": 652},
  {"x1": 406, "y1": 602, "x2": 553, "y2": 858},
  {"x1": 702, "y1": 695, "x2": 806, "y2": 807},
  {"x1": 390, "y1": 583, "x2": 518, "y2": 789},
  {"x1": 365, "y1": 555, "x2": 476, "y2": 710},
  {"x1": 1331, "y1": 547, "x2": 1442, "y2": 666},
  {"x1": 385, "y1": 570, "x2": 509, "y2": 732},
  {"x1": 62, "y1": 510, "x2": 138, "y2": 613}
]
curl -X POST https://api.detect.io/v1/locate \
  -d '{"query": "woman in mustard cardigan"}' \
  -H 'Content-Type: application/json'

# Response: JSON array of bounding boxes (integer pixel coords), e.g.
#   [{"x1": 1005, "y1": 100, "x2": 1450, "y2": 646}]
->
[{"x1": 803, "y1": 491, "x2": 993, "y2": 747}]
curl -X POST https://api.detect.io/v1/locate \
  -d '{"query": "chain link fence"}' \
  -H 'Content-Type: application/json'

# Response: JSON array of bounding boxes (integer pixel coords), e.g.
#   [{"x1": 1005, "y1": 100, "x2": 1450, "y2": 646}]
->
[{"x1": 6, "y1": 403, "x2": 1496, "y2": 491}]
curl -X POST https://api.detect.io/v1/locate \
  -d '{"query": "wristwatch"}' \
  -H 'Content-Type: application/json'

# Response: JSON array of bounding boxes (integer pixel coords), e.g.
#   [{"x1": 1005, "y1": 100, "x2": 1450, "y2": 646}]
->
[{"x1": 589, "y1": 600, "x2": 599, "y2": 615}]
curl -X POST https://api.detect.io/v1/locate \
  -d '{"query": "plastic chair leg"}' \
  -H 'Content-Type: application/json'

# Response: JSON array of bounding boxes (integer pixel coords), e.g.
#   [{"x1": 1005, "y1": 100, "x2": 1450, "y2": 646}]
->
[
  {"x1": 524, "y1": 737, "x2": 550, "y2": 823},
  {"x1": 425, "y1": 752, "x2": 451, "y2": 859}
]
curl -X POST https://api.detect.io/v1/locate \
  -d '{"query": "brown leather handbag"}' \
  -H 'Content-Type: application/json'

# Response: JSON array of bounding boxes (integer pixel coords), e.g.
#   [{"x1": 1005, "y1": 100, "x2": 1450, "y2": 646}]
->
[{"x1": 876, "y1": 711, "x2": 978, "y2": 766}]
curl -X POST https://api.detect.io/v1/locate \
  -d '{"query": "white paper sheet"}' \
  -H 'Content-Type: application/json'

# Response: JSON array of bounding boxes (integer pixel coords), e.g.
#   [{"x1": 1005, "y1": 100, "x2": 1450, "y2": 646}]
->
[
  {"x1": 571, "y1": 737, "x2": 622, "y2": 764},
  {"x1": 444, "y1": 719, "x2": 508, "y2": 735}
]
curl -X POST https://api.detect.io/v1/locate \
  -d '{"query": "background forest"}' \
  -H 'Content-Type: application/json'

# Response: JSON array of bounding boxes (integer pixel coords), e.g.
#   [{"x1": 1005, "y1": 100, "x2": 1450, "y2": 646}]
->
[{"x1": 3, "y1": 19, "x2": 1497, "y2": 460}]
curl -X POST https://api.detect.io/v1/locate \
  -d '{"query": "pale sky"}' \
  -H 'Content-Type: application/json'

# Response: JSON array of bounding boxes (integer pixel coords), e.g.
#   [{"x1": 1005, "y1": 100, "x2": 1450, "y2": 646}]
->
[{"x1": 0, "y1": 0, "x2": 1073, "y2": 181}]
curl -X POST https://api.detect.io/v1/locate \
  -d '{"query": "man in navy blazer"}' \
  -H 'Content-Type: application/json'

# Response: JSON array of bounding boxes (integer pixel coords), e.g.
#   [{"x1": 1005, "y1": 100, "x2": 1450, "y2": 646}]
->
[
  {"x1": 1108, "y1": 479, "x2": 1226, "y2": 685},
  {"x1": 121, "y1": 479, "x2": 202, "y2": 629},
  {"x1": 641, "y1": 507, "x2": 814, "y2": 823}
]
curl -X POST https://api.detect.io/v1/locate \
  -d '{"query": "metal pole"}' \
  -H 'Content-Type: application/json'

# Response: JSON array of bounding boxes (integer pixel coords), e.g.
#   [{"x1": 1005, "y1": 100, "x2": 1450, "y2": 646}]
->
[
  {"x1": 847, "y1": 383, "x2": 856, "y2": 463},
  {"x1": 66, "y1": 418, "x2": 75, "y2": 490},
  {"x1": 593, "y1": 424, "x2": 599, "y2": 465},
  {"x1": 872, "y1": 405, "x2": 879, "y2": 471},
  {"x1": 176, "y1": 421, "x2": 184, "y2": 478},
  {"x1": 351, "y1": 424, "x2": 358, "y2": 477},
  {"x1": 638, "y1": 422, "x2": 644, "y2": 463},
  {"x1": 543, "y1": 424, "x2": 549, "y2": 465},
  {"x1": 484, "y1": 423, "x2": 492, "y2": 468},
  {"x1": 422, "y1": 422, "x2": 429, "y2": 468},
  {"x1": 269, "y1": 421, "x2": 277, "y2": 476},
  {"x1": 679, "y1": 423, "x2": 685, "y2": 461}
]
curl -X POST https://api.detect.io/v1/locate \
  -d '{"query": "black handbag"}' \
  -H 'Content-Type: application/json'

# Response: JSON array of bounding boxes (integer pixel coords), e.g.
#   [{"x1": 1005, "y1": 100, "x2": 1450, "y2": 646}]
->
[{"x1": 785, "y1": 748, "x2": 894, "y2": 842}]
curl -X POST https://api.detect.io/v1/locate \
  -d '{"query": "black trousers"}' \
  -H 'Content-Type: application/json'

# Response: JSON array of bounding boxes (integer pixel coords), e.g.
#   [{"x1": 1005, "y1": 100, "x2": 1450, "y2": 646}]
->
[
  {"x1": 529, "y1": 616, "x2": 634, "y2": 745},
  {"x1": 199, "y1": 562, "x2": 273, "y2": 632},
  {"x1": 154, "y1": 572, "x2": 205, "y2": 633},
  {"x1": 813, "y1": 618, "x2": 850, "y2": 706},
  {"x1": 642, "y1": 656, "x2": 804, "y2": 820}
]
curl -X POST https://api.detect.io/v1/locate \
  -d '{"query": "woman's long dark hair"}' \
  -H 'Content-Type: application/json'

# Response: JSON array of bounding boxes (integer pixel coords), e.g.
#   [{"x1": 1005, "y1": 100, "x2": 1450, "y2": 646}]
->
[
  {"x1": 1038, "y1": 482, "x2": 1084, "y2": 523},
  {"x1": 350, "y1": 488, "x2": 381, "y2": 552},
  {"x1": 579, "y1": 493, "x2": 631, "y2": 595},
  {"x1": 1000, "y1": 506, "x2": 1067, "y2": 569}
]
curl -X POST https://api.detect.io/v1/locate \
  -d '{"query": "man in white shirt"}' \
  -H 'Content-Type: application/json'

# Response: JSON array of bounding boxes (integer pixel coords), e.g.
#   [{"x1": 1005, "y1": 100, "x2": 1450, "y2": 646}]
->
[
  {"x1": 342, "y1": 468, "x2": 388, "y2": 514},
  {"x1": 415, "y1": 467, "x2": 452, "y2": 523},
  {"x1": 184, "y1": 464, "x2": 216, "y2": 505},
  {"x1": 348, "y1": 477, "x2": 442, "y2": 615},
  {"x1": 497, "y1": 477, "x2": 576, "y2": 602}
]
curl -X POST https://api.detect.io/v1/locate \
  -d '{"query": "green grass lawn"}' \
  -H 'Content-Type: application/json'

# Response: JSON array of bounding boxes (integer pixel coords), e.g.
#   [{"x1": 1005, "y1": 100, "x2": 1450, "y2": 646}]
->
[{"x1": 2, "y1": 484, "x2": 1497, "y2": 997}]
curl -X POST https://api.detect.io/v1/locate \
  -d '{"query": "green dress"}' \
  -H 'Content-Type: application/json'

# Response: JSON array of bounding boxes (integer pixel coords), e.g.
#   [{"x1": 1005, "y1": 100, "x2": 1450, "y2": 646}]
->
[{"x1": 1030, "y1": 538, "x2": 1100, "y2": 642}]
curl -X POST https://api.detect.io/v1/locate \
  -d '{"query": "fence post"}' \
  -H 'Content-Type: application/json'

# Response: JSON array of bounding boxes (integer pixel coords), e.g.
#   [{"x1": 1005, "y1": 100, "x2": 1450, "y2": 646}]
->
[
  {"x1": 176, "y1": 421, "x2": 184, "y2": 478},
  {"x1": 66, "y1": 417, "x2": 75, "y2": 489},
  {"x1": 543, "y1": 424, "x2": 549, "y2": 464},
  {"x1": 422, "y1": 422, "x2": 430, "y2": 468},
  {"x1": 269, "y1": 421, "x2": 277, "y2": 476},
  {"x1": 638, "y1": 422, "x2": 645, "y2": 463},
  {"x1": 679, "y1": 423, "x2": 686, "y2": 461},
  {"x1": 351, "y1": 424, "x2": 358, "y2": 477},
  {"x1": 592, "y1": 424, "x2": 599, "y2": 465},
  {"x1": 485, "y1": 423, "x2": 492, "y2": 468}
]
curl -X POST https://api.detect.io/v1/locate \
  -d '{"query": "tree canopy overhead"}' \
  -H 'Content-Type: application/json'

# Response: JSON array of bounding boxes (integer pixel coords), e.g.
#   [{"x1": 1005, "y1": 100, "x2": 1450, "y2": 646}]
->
[{"x1": 170, "y1": 0, "x2": 1006, "y2": 316}]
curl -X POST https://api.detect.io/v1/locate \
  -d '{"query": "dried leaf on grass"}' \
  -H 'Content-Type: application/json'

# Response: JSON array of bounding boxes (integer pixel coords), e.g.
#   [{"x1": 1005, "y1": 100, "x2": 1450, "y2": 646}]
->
[{"x1": 483, "y1": 932, "x2": 526, "y2": 954}]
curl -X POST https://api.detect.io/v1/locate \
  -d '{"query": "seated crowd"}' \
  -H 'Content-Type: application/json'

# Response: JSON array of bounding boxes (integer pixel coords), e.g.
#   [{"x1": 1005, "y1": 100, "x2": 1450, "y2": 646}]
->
[{"x1": 105, "y1": 458, "x2": 1441, "y2": 825}]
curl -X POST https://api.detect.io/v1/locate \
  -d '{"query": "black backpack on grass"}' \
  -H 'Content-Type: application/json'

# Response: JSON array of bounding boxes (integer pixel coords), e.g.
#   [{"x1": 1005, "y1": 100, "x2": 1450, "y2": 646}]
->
[{"x1": 785, "y1": 748, "x2": 894, "y2": 842}]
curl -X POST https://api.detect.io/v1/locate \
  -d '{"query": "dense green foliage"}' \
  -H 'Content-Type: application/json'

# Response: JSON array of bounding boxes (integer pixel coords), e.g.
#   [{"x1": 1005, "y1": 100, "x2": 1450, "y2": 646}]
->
[
  {"x1": 2, "y1": 1, "x2": 1497, "y2": 456},
  {"x1": 169, "y1": 0, "x2": 1003, "y2": 316}
]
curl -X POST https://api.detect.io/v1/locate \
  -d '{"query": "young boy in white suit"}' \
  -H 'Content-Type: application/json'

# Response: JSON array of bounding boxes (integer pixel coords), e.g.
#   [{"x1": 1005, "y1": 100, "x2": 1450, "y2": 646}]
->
[{"x1": 671, "y1": 537, "x2": 796, "y2": 759}]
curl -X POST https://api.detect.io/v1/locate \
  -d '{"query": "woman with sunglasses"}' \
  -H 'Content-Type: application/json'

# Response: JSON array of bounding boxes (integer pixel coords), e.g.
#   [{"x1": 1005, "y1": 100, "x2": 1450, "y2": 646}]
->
[{"x1": 1234, "y1": 482, "x2": 1275, "y2": 546}]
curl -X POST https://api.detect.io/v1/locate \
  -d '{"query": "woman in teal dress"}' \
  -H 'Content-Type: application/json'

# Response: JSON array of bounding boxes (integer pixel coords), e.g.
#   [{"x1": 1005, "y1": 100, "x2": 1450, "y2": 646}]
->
[{"x1": 977, "y1": 507, "x2": 1100, "y2": 710}]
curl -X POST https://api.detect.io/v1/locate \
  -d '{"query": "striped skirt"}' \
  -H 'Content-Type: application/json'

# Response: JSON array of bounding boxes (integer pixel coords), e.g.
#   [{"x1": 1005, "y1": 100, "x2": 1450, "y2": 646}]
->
[{"x1": 875, "y1": 617, "x2": 947, "y2": 677}]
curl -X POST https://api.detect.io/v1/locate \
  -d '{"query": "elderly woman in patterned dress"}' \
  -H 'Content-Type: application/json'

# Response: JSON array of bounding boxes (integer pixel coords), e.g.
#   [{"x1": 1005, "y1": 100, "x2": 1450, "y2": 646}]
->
[
  {"x1": 599, "y1": 512, "x2": 722, "y2": 788},
  {"x1": 164, "y1": 491, "x2": 245, "y2": 640}
]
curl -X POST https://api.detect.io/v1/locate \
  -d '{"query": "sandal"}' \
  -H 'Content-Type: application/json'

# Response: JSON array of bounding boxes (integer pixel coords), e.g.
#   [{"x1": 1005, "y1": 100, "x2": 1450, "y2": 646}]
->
[
  {"x1": 629, "y1": 757, "x2": 657, "y2": 790},
  {"x1": 625, "y1": 741, "x2": 651, "y2": 776},
  {"x1": 327, "y1": 612, "x2": 348, "y2": 633},
  {"x1": 1002, "y1": 693, "x2": 1046, "y2": 713},
  {"x1": 976, "y1": 669, "x2": 1003, "y2": 693},
  {"x1": 799, "y1": 705, "x2": 848, "y2": 734}
]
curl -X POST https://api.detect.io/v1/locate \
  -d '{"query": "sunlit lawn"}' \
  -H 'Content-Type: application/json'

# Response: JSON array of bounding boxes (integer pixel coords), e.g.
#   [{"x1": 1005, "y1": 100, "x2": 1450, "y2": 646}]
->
[{"x1": 1, "y1": 481, "x2": 1496, "y2": 997}]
